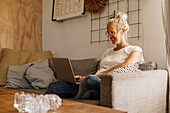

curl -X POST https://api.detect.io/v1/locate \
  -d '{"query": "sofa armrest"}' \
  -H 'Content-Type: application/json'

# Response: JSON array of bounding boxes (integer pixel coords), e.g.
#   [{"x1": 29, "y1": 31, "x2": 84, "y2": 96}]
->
[{"x1": 100, "y1": 70, "x2": 168, "y2": 113}]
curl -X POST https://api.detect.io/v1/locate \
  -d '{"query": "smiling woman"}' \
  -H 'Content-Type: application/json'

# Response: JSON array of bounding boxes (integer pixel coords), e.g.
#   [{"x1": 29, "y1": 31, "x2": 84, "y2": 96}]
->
[
  {"x1": 106, "y1": 12, "x2": 129, "y2": 43},
  {"x1": 94, "y1": 12, "x2": 144, "y2": 77},
  {"x1": 45, "y1": 12, "x2": 144, "y2": 99}
]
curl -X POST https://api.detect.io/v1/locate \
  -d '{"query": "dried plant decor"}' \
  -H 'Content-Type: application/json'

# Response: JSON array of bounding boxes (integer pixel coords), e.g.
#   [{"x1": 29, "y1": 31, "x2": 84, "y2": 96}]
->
[{"x1": 85, "y1": 0, "x2": 108, "y2": 14}]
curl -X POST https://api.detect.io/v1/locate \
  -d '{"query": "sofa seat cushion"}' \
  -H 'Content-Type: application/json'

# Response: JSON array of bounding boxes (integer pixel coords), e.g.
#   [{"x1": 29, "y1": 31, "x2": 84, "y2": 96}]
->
[
  {"x1": 16, "y1": 88, "x2": 47, "y2": 94},
  {"x1": 13, "y1": 88, "x2": 100, "y2": 106},
  {"x1": 14, "y1": 88, "x2": 100, "y2": 106},
  {"x1": 67, "y1": 98, "x2": 100, "y2": 106}
]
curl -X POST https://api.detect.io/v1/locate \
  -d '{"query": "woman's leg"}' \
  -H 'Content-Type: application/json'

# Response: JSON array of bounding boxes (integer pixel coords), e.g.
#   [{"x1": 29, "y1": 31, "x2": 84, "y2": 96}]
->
[
  {"x1": 45, "y1": 81, "x2": 79, "y2": 98},
  {"x1": 75, "y1": 75, "x2": 101, "y2": 99}
]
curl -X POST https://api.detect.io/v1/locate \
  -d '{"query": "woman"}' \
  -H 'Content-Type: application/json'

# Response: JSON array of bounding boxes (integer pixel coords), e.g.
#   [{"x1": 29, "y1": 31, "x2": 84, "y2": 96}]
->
[{"x1": 46, "y1": 12, "x2": 144, "y2": 99}]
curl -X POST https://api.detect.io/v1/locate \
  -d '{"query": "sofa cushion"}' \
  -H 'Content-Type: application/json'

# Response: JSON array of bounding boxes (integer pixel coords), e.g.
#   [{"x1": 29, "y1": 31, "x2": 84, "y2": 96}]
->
[
  {"x1": 70, "y1": 58, "x2": 100, "y2": 76},
  {"x1": 49, "y1": 58, "x2": 57, "y2": 79},
  {"x1": 0, "y1": 48, "x2": 53, "y2": 85},
  {"x1": 25, "y1": 59, "x2": 57, "y2": 89},
  {"x1": 67, "y1": 98, "x2": 100, "y2": 106},
  {"x1": 5, "y1": 59, "x2": 56, "y2": 89},
  {"x1": 5, "y1": 63, "x2": 33, "y2": 89},
  {"x1": 0, "y1": 48, "x2": 30, "y2": 85},
  {"x1": 26, "y1": 51, "x2": 53, "y2": 63},
  {"x1": 16, "y1": 88, "x2": 47, "y2": 94},
  {"x1": 139, "y1": 61, "x2": 158, "y2": 71}
]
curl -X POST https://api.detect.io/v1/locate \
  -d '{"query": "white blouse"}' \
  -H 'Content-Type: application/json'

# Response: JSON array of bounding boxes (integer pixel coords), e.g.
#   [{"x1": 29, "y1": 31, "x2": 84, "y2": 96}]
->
[{"x1": 95, "y1": 45, "x2": 144, "y2": 75}]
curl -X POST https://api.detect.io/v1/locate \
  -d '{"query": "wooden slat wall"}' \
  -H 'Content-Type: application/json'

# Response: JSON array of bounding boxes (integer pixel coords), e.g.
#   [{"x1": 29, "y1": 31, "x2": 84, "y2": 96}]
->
[{"x1": 0, "y1": 0, "x2": 42, "y2": 60}]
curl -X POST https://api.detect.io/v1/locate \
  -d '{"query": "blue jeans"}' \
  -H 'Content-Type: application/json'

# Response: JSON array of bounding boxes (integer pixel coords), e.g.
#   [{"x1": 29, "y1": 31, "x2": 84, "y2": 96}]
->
[
  {"x1": 45, "y1": 75, "x2": 101, "y2": 99},
  {"x1": 45, "y1": 81, "x2": 79, "y2": 98}
]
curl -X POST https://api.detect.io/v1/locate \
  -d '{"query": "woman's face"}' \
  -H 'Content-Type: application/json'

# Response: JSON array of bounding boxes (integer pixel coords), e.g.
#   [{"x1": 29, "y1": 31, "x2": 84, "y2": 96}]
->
[{"x1": 107, "y1": 22, "x2": 121, "y2": 45}]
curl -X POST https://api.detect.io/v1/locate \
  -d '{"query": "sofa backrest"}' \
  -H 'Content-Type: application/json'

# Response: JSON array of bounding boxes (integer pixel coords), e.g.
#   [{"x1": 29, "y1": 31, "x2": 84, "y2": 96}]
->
[
  {"x1": 52, "y1": 58, "x2": 100, "y2": 76},
  {"x1": 52, "y1": 58, "x2": 158, "y2": 77}
]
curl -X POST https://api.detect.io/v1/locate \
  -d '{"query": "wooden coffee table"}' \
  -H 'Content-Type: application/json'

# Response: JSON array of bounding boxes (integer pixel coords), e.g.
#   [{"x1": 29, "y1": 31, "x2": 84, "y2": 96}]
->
[{"x1": 0, "y1": 87, "x2": 126, "y2": 113}]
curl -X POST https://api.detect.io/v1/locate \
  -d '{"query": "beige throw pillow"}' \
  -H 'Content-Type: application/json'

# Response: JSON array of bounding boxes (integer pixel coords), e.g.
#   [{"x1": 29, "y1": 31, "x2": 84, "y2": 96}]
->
[
  {"x1": 0, "y1": 48, "x2": 30, "y2": 85},
  {"x1": 26, "y1": 51, "x2": 53, "y2": 63}
]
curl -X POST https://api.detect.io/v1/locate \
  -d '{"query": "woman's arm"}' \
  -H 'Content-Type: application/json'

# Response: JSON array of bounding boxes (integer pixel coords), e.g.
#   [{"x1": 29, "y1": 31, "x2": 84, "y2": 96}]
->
[{"x1": 95, "y1": 50, "x2": 142, "y2": 77}]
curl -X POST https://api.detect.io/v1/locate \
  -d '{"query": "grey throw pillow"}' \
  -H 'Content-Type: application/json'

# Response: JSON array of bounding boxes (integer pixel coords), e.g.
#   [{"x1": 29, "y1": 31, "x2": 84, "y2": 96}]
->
[
  {"x1": 48, "y1": 58, "x2": 57, "y2": 79},
  {"x1": 25, "y1": 59, "x2": 57, "y2": 89},
  {"x1": 70, "y1": 58, "x2": 100, "y2": 76},
  {"x1": 5, "y1": 63, "x2": 33, "y2": 89},
  {"x1": 139, "y1": 61, "x2": 158, "y2": 71}
]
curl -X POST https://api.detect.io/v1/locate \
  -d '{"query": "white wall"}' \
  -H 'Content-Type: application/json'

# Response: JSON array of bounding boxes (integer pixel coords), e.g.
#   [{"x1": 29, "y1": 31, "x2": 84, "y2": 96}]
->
[
  {"x1": 43, "y1": 0, "x2": 167, "y2": 69},
  {"x1": 142, "y1": 0, "x2": 167, "y2": 69},
  {"x1": 42, "y1": 0, "x2": 112, "y2": 59}
]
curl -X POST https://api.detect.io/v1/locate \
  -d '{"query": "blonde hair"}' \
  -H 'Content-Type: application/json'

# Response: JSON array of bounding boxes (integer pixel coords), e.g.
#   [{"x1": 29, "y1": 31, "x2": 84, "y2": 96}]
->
[{"x1": 107, "y1": 12, "x2": 129, "y2": 40}]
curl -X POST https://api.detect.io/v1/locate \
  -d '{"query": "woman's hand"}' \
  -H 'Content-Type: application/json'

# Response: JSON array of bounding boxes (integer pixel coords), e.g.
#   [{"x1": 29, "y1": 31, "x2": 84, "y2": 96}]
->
[{"x1": 74, "y1": 75, "x2": 85, "y2": 82}]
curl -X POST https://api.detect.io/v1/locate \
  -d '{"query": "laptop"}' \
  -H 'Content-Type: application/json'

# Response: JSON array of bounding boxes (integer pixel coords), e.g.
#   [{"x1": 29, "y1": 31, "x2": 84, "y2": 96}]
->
[{"x1": 52, "y1": 57, "x2": 80, "y2": 84}]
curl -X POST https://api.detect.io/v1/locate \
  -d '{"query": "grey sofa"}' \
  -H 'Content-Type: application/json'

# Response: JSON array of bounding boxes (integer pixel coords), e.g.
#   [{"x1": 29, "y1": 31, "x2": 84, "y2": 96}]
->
[
  {"x1": 8, "y1": 58, "x2": 168, "y2": 113},
  {"x1": 100, "y1": 70, "x2": 168, "y2": 113}
]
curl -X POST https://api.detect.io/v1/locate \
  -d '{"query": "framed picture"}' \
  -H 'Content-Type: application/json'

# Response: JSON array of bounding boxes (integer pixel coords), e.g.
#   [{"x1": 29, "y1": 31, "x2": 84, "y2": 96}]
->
[{"x1": 52, "y1": 0, "x2": 85, "y2": 21}]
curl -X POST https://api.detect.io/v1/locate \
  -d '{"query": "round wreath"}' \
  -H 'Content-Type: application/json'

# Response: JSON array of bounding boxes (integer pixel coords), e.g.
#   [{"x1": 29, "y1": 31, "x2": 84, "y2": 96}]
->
[{"x1": 85, "y1": 0, "x2": 108, "y2": 14}]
